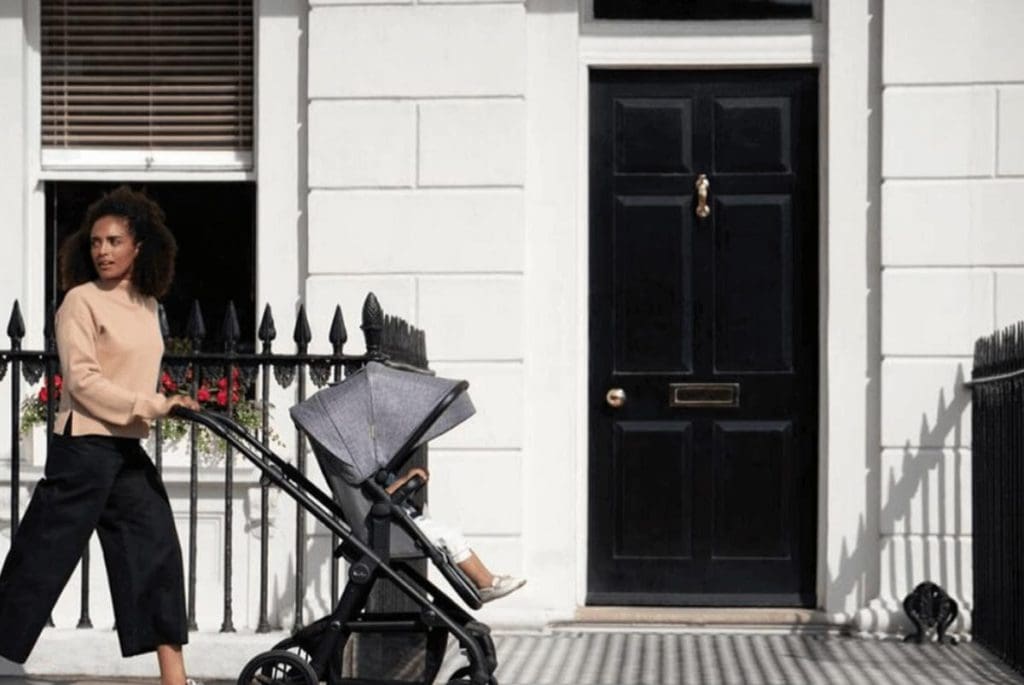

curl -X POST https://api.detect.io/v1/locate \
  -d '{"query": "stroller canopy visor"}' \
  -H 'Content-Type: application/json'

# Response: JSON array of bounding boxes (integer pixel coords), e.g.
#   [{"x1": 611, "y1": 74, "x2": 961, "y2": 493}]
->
[{"x1": 290, "y1": 361, "x2": 475, "y2": 485}]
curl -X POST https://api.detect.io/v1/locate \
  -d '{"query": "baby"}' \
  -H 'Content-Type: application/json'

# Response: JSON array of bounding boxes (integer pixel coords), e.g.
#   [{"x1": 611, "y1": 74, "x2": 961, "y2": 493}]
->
[{"x1": 386, "y1": 467, "x2": 526, "y2": 603}]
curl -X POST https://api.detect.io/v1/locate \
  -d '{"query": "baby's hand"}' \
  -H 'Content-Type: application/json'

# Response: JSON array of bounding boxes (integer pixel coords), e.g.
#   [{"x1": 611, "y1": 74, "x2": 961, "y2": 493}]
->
[
  {"x1": 406, "y1": 467, "x2": 430, "y2": 483},
  {"x1": 386, "y1": 466, "x2": 430, "y2": 495}
]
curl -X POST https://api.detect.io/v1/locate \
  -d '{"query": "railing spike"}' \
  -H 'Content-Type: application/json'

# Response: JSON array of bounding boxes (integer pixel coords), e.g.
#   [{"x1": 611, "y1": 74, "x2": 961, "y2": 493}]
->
[
  {"x1": 186, "y1": 300, "x2": 206, "y2": 345},
  {"x1": 158, "y1": 303, "x2": 171, "y2": 340},
  {"x1": 222, "y1": 301, "x2": 241, "y2": 350},
  {"x1": 7, "y1": 300, "x2": 25, "y2": 341},
  {"x1": 329, "y1": 305, "x2": 347, "y2": 352},
  {"x1": 362, "y1": 292, "x2": 383, "y2": 330},
  {"x1": 258, "y1": 304, "x2": 277, "y2": 344},
  {"x1": 361, "y1": 293, "x2": 383, "y2": 358},
  {"x1": 293, "y1": 305, "x2": 312, "y2": 348}
]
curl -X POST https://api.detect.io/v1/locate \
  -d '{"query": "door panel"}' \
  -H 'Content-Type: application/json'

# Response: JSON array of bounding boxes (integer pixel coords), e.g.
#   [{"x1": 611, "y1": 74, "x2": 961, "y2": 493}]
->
[
  {"x1": 713, "y1": 97, "x2": 792, "y2": 173},
  {"x1": 613, "y1": 196, "x2": 694, "y2": 373},
  {"x1": 589, "y1": 69, "x2": 818, "y2": 606},
  {"x1": 614, "y1": 422, "x2": 694, "y2": 560},
  {"x1": 615, "y1": 98, "x2": 694, "y2": 174},
  {"x1": 713, "y1": 195, "x2": 793, "y2": 373},
  {"x1": 711, "y1": 421, "x2": 792, "y2": 559}
]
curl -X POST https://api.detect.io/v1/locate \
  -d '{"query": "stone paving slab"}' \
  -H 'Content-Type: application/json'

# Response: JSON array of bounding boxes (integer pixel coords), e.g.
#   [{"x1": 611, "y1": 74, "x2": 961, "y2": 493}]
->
[{"x1": 2, "y1": 630, "x2": 1022, "y2": 685}]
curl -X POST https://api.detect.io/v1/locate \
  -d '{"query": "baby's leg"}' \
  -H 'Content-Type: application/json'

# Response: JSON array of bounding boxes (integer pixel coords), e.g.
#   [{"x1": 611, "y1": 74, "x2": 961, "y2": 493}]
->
[
  {"x1": 413, "y1": 514, "x2": 471, "y2": 561},
  {"x1": 455, "y1": 553, "x2": 496, "y2": 589},
  {"x1": 413, "y1": 515, "x2": 524, "y2": 601},
  {"x1": 413, "y1": 514, "x2": 492, "y2": 584}
]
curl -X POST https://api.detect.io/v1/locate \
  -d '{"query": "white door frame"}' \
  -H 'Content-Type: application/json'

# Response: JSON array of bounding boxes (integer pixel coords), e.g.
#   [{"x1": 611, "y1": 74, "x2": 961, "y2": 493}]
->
[{"x1": 520, "y1": 0, "x2": 880, "y2": 620}]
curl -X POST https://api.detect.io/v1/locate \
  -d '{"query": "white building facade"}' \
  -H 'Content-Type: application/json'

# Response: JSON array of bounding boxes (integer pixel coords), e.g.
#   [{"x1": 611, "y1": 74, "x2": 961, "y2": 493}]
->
[{"x1": 1, "y1": 0, "x2": 1023, "y2": 677}]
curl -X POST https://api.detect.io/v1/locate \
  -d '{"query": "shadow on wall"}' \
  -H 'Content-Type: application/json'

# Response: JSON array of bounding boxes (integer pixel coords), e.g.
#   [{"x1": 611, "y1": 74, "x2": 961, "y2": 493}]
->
[
  {"x1": 834, "y1": 363, "x2": 973, "y2": 635},
  {"x1": 881, "y1": 364, "x2": 971, "y2": 608}
]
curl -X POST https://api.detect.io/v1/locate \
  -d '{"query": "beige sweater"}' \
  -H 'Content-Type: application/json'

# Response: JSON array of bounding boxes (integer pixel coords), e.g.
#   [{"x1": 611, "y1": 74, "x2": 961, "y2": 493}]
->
[{"x1": 55, "y1": 280, "x2": 170, "y2": 439}]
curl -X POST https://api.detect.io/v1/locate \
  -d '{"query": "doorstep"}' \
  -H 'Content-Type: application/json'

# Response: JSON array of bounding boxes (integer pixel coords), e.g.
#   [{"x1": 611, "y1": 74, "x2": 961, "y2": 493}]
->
[{"x1": 560, "y1": 606, "x2": 842, "y2": 634}]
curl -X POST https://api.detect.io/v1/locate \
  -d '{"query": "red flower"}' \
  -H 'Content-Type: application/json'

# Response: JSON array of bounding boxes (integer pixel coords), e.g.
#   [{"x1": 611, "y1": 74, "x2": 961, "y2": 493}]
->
[
  {"x1": 217, "y1": 377, "x2": 228, "y2": 390},
  {"x1": 216, "y1": 390, "x2": 228, "y2": 407},
  {"x1": 37, "y1": 375, "x2": 64, "y2": 404},
  {"x1": 161, "y1": 372, "x2": 177, "y2": 393},
  {"x1": 197, "y1": 387, "x2": 211, "y2": 403}
]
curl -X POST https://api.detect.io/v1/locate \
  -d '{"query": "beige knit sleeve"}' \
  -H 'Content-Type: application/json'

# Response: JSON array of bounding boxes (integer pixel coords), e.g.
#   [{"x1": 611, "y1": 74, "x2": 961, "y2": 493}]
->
[{"x1": 56, "y1": 291, "x2": 171, "y2": 425}]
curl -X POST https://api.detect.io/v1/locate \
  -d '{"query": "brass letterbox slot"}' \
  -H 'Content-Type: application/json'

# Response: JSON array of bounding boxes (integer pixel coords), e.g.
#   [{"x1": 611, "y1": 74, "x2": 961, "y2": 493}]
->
[{"x1": 669, "y1": 383, "x2": 740, "y2": 408}]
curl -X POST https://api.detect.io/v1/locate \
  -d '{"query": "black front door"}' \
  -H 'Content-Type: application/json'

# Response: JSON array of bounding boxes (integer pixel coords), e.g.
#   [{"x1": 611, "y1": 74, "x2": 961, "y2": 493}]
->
[{"x1": 588, "y1": 69, "x2": 818, "y2": 606}]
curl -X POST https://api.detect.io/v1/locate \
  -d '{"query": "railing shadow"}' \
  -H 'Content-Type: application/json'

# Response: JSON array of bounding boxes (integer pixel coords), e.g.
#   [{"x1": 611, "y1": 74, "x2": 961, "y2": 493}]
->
[{"x1": 834, "y1": 362, "x2": 972, "y2": 635}]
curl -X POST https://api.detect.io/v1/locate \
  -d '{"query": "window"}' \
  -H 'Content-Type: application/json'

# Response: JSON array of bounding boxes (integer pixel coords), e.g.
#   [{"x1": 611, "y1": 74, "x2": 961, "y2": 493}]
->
[
  {"x1": 594, "y1": 0, "x2": 813, "y2": 21},
  {"x1": 41, "y1": 0, "x2": 254, "y2": 170},
  {"x1": 46, "y1": 181, "x2": 258, "y2": 351}
]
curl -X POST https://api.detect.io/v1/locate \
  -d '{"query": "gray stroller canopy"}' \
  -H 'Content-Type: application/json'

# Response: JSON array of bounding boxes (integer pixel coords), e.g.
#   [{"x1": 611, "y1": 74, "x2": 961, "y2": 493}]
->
[{"x1": 290, "y1": 361, "x2": 475, "y2": 485}]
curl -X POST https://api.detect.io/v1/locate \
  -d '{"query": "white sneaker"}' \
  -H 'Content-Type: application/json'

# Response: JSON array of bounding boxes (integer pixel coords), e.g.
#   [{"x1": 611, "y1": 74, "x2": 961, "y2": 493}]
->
[{"x1": 479, "y1": 575, "x2": 526, "y2": 603}]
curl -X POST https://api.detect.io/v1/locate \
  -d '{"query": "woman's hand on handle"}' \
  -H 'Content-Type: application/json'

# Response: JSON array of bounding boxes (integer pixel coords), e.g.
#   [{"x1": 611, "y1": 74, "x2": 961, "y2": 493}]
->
[{"x1": 165, "y1": 394, "x2": 201, "y2": 416}]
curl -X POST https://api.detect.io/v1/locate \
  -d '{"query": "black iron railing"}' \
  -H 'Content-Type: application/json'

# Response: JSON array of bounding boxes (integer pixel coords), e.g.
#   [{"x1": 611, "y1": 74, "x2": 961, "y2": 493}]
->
[
  {"x1": 0, "y1": 291, "x2": 427, "y2": 634},
  {"x1": 970, "y1": 322, "x2": 1024, "y2": 674}
]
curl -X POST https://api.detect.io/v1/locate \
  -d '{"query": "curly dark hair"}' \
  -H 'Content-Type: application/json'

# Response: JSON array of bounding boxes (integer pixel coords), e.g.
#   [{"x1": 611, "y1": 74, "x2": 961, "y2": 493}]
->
[{"x1": 59, "y1": 185, "x2": 177, "y2": 298}]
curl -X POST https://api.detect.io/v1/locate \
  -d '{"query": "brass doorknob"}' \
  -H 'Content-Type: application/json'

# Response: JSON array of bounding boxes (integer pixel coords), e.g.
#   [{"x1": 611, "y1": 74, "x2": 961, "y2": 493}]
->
[{"x1": 606, "y1": 388, "x2": 626, "y2": 408}]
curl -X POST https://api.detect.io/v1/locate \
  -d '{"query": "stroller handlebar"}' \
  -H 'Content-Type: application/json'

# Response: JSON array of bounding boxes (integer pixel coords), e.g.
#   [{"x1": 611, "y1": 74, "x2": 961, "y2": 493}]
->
[
  {"x1": 167, "y1": 405, "x2": 355, "y2": 529},
  {"x1": 169, "y1": 405, "x2": 241, "y2": 432}
]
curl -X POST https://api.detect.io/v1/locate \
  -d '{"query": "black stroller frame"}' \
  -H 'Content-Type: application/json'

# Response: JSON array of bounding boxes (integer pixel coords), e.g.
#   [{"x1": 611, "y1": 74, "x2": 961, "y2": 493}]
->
[{"x1": 176, "y1": 374, "x2": 499, "y2": 685}]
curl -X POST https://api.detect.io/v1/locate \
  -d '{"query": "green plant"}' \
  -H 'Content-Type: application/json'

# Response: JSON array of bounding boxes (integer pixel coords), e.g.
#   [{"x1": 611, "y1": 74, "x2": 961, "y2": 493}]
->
[
  {"x1": 19, "y1": 374, "x2": 62, "y2": 436},
  {"x1": 157, "y1": 367, "x2": 282, "y2": 463},
  {"x1": 21, "y1": 368, "x2": 281, "y2": 463}
]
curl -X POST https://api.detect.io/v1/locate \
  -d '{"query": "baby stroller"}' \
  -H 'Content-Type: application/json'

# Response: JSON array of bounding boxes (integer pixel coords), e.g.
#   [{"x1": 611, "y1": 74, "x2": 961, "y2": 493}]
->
[{"x1": 177, "y1": 361, "x2": 499, "y2": 685}]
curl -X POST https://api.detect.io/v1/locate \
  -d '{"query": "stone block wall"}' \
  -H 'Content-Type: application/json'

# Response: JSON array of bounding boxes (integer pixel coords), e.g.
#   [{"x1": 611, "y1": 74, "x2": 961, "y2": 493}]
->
[
  {"x1": 874, "y1": 0, "x2": 1024, "y2": 629},
  {"x1": 305, "y1": 1, "x2": 529, "y2": 592}
]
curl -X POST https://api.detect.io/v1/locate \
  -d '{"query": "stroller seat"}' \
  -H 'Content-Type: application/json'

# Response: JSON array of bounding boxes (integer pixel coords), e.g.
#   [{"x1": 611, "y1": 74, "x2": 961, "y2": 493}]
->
[{"x1": 313, "y1": 441, "x2": 484, "y2": 609}]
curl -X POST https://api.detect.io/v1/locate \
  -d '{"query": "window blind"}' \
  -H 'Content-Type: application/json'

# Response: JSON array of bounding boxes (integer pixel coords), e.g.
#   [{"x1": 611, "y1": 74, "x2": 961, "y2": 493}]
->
[{"x1": 41, "y1": 1, "x2": 253, "y2": 150}]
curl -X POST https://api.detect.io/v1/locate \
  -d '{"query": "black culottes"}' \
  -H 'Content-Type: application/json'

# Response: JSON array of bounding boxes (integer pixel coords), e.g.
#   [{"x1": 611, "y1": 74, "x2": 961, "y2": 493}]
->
[{"x1": 0, "y1": 434, "x2": 188, "y2": 663}]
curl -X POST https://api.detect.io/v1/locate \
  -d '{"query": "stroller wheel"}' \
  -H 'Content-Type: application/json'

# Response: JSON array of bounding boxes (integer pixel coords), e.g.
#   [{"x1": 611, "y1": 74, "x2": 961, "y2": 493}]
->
[{"x1": 237, "y1": 649, "x2": 318, "y2": 685}]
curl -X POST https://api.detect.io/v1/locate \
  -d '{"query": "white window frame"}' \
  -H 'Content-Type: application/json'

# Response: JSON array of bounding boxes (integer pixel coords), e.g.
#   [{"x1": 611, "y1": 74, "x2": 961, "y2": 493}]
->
[{"x1": 40, "y1": 149, "x2": 254, "y2": 176}]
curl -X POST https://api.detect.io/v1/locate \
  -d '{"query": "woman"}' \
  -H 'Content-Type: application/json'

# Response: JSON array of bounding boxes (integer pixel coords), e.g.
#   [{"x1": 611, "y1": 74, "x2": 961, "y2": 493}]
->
[{"x1": 0, "y1": 186, "x2": 200, "y2": 685}]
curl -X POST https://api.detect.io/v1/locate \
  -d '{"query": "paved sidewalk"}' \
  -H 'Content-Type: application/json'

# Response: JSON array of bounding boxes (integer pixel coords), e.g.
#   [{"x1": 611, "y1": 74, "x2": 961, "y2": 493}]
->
[
  {"x1": 2, "y1": 630, "x2": 1022, "y2": 685},
  {"x1": 436, "y1": 630, "x2": 1024, "y2": 685}
]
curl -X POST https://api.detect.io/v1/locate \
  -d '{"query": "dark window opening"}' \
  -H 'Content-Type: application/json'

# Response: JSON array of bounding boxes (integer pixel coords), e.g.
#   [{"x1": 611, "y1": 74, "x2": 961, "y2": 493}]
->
[
  {"x1": 594, "y1": 0, "x2": 813, "y2": 20},
  {"x1": 45, "y1": 181, "x2": 257, "y2": 352}
]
